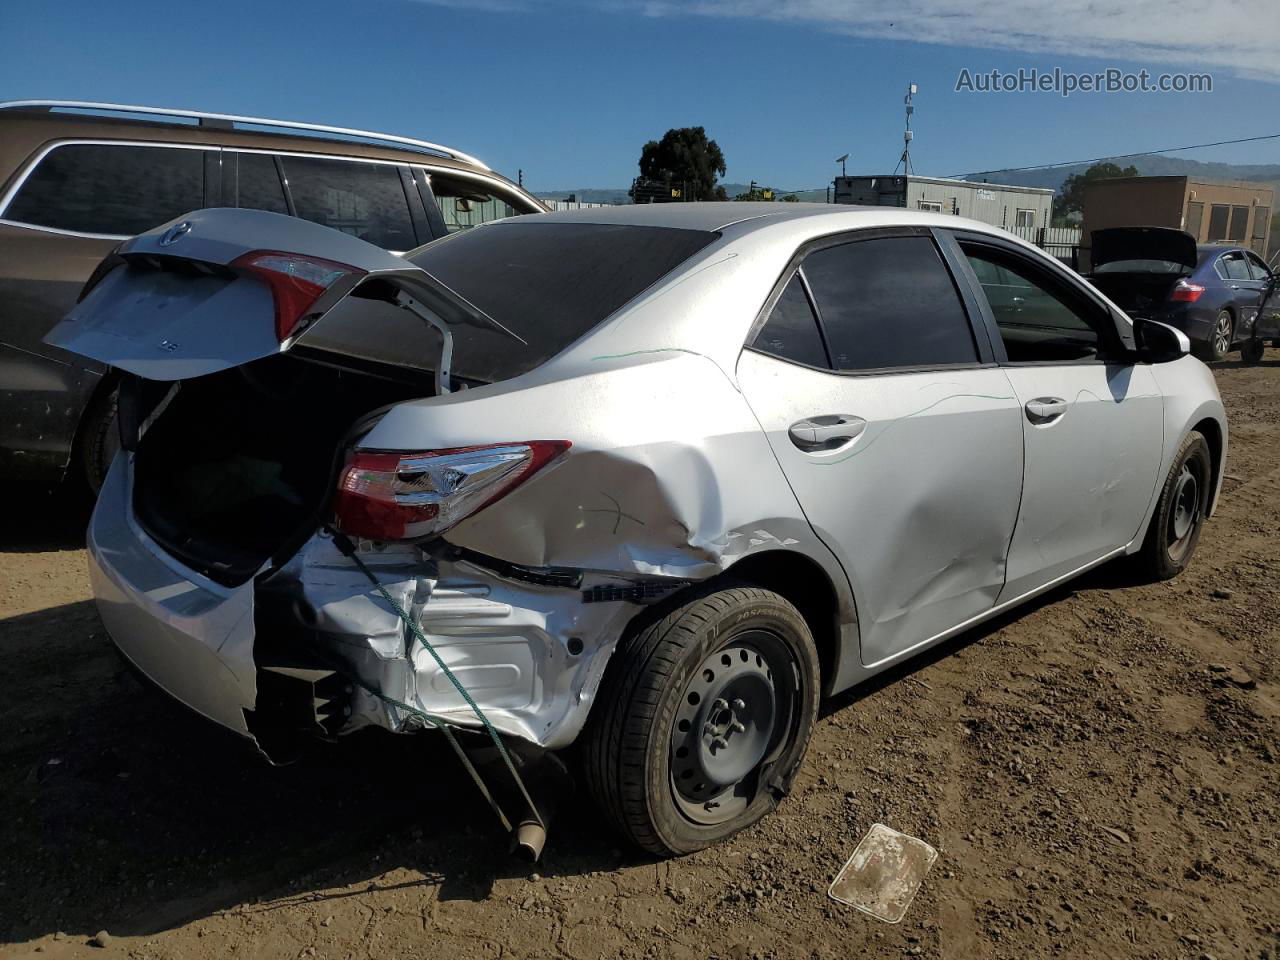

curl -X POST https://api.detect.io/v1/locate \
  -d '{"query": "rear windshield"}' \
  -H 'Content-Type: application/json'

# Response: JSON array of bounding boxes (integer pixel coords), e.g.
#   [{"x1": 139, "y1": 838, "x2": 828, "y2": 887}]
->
[{"x1": 406, "y1": 221, "x2": 719, "y2": 382}]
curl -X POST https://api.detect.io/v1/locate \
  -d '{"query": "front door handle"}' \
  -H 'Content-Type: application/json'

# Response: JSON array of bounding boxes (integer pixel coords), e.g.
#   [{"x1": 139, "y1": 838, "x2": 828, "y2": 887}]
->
[
  {"x1": 1025, "y1": 397, "x2": 1068, "y2": 424},
  {"x1": 789, "y1": 414, "x2": 866, "y2": 451}
]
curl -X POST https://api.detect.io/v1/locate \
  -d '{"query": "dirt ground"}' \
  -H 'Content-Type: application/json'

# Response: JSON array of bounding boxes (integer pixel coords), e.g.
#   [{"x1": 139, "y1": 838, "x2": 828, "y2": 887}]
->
[{"x1": 2, "y1": 352, "x2": 1278, "y2": 960}]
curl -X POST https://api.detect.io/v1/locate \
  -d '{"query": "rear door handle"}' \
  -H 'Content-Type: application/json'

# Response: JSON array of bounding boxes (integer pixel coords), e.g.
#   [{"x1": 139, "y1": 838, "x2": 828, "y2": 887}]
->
[
  {"x1": 789, "y1": 414, "x2": 866, "y2": 451},
  {"x1": 1025, "y1": 397, "x2": 1068, "y2": 424}
]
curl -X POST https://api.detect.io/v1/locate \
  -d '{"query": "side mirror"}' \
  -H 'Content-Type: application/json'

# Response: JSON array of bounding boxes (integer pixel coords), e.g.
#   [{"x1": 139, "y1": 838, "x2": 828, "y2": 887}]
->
[{"x1": 1134, "y1": 317, "x2": 1191, "y2": 363}]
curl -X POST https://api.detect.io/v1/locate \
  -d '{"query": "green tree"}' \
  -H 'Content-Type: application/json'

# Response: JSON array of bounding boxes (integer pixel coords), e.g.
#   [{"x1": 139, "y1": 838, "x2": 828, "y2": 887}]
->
[
  {"x1": 1054, "y1": 161, "x2": 1139, "y2": 224},
  {"x1": 633, "y1": 127, "x2": 727, "y2": 202}
]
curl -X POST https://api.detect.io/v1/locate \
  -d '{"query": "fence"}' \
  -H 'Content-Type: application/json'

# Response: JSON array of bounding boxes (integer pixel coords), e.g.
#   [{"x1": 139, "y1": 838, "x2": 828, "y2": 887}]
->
[
  {"x1": 1008, "y1": 225, "x2": 1084, "y2": 269},
  {"x1": 540, "y1": 199, "x2": 613, "y2": 211}
]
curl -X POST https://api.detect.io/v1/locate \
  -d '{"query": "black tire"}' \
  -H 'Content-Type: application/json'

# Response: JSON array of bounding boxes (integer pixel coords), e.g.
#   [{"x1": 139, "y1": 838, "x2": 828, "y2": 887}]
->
[
  {"x1": 1132, "y1": 431, "x2": 1212, "y2": 581},
  {"x1": 78, "y1": 387, "x2": 120, "y2": 494},
  {"x1": 582, "y1": 584, "x2": 819, "y2": 856},
  {"x1": 1241, "y1": 337, "x2": 1265, "y2": 364},
  {"x1": 1195, "y1": 310, "x2": 1233, "y2": 361}
]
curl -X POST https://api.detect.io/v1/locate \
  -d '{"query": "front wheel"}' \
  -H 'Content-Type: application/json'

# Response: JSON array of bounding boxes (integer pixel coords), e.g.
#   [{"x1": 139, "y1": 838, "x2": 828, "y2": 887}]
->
[
  {"x1": 582, "y1": 585, "x2": 819, "y2": 856},
  {"x1": 1132, "y1": 431, "x2": 1212, "y2": 581}
]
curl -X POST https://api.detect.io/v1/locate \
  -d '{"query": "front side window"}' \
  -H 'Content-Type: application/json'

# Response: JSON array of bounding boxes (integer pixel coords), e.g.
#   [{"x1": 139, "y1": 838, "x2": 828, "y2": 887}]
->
[
  {"x1": 429, "y1": 172, "x2": 535, "y2": 233},
  {"x1": 280, "y1": 155, "x2": 416, "y2": 250},
  {"x1": 801, "y1": 235, "x2": 978, "y2": 371},
  {"x1": 752, "y1": 274, "x2": 829, "y2": 368},
  {"x1": 962, "y1": 243, "x2": 1112, "y2": 363},
  {"x1": 5, "y1": 143, "x2": 204, "y2": 236},
  {"x1": 1245, "y1": 252, "x2": 1272, "y2": 281}
]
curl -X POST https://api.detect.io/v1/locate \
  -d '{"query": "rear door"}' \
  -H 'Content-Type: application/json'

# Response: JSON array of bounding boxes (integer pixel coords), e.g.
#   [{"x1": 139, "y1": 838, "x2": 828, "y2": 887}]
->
[
  {"x1": 737, "y1": 228, "x2": 1024, "y2": 667},
  {"x1": 947, "y1": 232, "x2": 1165, "y2": 600}
]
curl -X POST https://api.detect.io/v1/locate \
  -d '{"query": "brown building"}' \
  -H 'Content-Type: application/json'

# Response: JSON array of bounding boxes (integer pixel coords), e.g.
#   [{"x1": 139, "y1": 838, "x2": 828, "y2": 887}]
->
[{"x1": 1081, "y1": 176, "x2": 1273, "y2": 268}]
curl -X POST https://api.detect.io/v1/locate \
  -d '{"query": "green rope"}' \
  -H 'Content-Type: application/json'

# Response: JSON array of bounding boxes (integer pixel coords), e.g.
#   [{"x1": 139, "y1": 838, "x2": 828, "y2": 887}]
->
[{"x1": 331, "y1": 530, "x2": 545, "y2": 832}]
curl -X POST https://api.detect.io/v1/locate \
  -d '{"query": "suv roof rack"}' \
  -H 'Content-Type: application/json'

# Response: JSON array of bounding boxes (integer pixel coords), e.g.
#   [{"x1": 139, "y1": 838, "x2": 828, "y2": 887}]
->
[{"x1": 0, "y1": 100, "x2": 490, "y2": 170}]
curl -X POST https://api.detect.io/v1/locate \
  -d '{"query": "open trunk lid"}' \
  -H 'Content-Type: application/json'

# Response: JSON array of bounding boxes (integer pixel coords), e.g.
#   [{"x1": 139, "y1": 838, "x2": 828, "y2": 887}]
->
[
  {"x1": 45, "y1": 207, "x2": 520, "y2": 387},
  {"x1": 1090, "y1": 226, "x2": 1198, "y2": 272}
]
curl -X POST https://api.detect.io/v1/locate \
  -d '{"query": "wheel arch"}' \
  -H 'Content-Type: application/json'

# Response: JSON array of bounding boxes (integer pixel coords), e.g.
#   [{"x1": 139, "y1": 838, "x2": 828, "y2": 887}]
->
[{"x1": 1192, "y1": 415, "x2": 1225, "y2": 516}]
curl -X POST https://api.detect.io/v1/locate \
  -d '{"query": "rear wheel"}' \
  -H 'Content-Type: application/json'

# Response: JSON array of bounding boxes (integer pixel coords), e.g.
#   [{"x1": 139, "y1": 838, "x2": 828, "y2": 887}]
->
[
  {"x1": 78, "y1": 387, "x2": 120, "y2": 494},
  {"x1": 582, "y1": 585, "x2": 819, "y2": 856},
  {"x1": 1132, "y1": 431, "x2": 1211, "y2": 581},
  {"x1": 1196, "y1": 310, "x2": 1233, "y2": 361}
]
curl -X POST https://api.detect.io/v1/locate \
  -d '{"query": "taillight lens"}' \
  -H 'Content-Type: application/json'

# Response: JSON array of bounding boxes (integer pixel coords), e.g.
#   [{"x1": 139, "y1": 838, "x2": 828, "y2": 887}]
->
[
  {"x1": 1169, "y1": 279, "x2": 1205, "y2": 303},
  {"x1": 231, "y1": 250, "x2": 366, "y2": 342},
  {"x1": 334, "y1": 441, "x2": 570, "y2": 541}
]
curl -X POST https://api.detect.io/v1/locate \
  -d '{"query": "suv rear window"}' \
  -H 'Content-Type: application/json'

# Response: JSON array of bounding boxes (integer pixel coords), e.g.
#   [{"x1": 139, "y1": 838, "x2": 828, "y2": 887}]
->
[
  {"x1": 5, "y1": 143, "x2": 204, "y2": 236},
  {"x1": 407, "y1": 221, "x2": 718, "y2": 383}
]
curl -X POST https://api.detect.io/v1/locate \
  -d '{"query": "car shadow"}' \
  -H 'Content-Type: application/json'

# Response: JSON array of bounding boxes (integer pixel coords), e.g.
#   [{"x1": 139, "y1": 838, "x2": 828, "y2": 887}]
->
[
  {"x1": 0, "y1": 598, "x2": 624, "y2": 943},
  {"x1": 820, "y1": 560, "x2": 1136, "y2": 718},
  {"x1": 0, "y1": 477, "x2": 95, "y2": 553}
]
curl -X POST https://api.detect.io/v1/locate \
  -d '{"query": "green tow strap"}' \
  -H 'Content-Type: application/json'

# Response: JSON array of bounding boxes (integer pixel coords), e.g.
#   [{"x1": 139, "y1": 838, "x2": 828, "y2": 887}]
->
[{"x1": 330, "y1": 529, "x2": 545, "y2": 835}]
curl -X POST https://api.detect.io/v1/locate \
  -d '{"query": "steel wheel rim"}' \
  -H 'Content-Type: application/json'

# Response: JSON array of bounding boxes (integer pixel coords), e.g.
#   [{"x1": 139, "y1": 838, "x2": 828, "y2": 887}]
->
[
  {"x1": 1214, "y1": 315, "x2": 1231, "y2": 356},
  {"x1": 1167, "y1": 463, "x2": 1200, "y2": 559},
  {"x1": 669, "y1": 629, "x2": 798, "y2": 826}
]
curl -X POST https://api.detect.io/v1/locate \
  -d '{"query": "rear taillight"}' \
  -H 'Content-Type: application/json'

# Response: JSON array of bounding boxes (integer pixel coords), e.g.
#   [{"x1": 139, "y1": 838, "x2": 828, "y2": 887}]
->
[
  {"x1": 1169, "y1": 279, "x2": 1205, "y2": 303},
  {"x1": 231, "y1": 250, "x2": 366, "y2": 342},
  {"x1": 334, "y1": 441, "x2": 570, "y2": 542}
]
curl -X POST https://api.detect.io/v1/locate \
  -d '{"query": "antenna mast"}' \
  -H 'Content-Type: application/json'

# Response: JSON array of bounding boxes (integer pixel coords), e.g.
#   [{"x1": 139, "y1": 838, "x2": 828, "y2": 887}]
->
[{"x1": 894, "y1": 83, "x2": 917, "y2": 175}]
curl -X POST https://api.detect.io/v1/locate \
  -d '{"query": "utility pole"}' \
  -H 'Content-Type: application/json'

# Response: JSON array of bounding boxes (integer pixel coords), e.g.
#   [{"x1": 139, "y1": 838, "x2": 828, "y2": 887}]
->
[{"x1": 894, "y1": 83, "x2": 917, "y2": 176}]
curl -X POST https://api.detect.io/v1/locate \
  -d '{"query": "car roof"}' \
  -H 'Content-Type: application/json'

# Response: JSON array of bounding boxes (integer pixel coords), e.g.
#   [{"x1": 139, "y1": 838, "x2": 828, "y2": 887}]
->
[{"x1": 530, "y1": 201, "x2": 1006, "y2": 237}]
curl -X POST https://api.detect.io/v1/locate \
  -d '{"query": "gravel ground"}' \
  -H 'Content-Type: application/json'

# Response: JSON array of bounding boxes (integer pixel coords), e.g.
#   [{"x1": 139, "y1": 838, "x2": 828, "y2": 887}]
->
[{"x1": 1, "y1": 352, "x2": 1278, "y2": 960}]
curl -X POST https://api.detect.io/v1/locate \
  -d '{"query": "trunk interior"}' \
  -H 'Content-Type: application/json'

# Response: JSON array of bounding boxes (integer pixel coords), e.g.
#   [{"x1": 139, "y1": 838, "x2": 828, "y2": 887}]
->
[
  {"x1": 1087, "y1": 272, "x2": 1183, "y2": 318},
  {"x1": 129, "y1": 354, "x2": 430, "y2": 585}
]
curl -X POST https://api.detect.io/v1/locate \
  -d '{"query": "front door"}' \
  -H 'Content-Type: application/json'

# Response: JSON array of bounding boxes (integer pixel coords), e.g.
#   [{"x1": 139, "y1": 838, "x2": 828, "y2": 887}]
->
[
  {"x1": 737, "y1": 230, "x2": 1024, "y2": 668},
  {"x1": 949, "y1": 234, "x2": 1166, "y2": 600}
]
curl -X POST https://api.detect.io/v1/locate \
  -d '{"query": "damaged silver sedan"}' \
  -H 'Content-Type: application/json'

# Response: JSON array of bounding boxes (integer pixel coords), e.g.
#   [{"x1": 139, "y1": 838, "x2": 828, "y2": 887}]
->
[{"x1": 49, "y1": 203, "x2": 1227, "y2": 856}]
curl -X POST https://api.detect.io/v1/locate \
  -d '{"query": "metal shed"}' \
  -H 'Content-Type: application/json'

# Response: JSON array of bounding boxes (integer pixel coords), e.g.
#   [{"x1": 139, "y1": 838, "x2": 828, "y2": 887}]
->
[{"x1": 834, "y1": 175, "x2": 1054, "y2": 232}]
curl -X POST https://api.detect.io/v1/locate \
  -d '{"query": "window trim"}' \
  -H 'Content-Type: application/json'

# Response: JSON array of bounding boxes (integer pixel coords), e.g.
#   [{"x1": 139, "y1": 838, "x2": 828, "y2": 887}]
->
[
  {"x1": 742, "y1": 224, "x2": 998, "y2": 378},
  {"x1": 942, "y1": 228, "x2": 1133, "y2": 367},
  {"x1": 0, "y1": 138, "x2": 212, "y2": 240}
]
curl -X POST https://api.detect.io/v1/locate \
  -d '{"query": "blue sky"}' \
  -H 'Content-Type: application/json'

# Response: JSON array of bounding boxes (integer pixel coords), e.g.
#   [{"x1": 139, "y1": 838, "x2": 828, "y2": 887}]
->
[{"x1": 2, "y1": 0, "x2": 1277, "y2": 192}]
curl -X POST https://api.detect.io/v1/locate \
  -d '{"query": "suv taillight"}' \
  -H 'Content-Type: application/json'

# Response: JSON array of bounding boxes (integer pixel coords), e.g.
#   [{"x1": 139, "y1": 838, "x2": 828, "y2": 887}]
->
[
  {"x1": 231, "y1": 250, "x2": 366, "y2": 342},
  {"x1": 334, "y1": 442, "x2": 570, "y2": 542},
  {"x1": 1169, "y1": 278, "x2": 1205, "y2": 303}
]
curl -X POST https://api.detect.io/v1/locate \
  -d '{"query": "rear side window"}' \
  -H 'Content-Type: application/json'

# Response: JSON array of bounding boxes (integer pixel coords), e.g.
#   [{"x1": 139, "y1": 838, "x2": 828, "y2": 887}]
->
[
  {"x1": 280, "y1": 155, "x2": 415, "y2": 250},
  {"x1": 753, "y1": 274, "x2": 829, "y2": 368},
  {"x1": 5, "y1": 143, "x2": 204, "y2": 236},
  {"x1": 802, "y1": 236, "x2": 977, "y2": 371},
  {"x1": 232, "y1": 152, "x2": 288, "y2": 215},
  {"x1": 407, "y1": 221, "x2": 718, "y2": 383},
  {"x1": 1221, "y1": 253, "x2": 1251, "y2": 281}
]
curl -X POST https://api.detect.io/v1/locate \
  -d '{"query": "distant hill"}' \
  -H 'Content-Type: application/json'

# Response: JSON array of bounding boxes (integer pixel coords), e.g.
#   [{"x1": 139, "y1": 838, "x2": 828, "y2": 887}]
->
[
  {"x1": 537, "y1": 182, "x2": 829, "y2": 205},
  {"x1": 961, "y1": 155, "x2": 1280, "y2": 194}
]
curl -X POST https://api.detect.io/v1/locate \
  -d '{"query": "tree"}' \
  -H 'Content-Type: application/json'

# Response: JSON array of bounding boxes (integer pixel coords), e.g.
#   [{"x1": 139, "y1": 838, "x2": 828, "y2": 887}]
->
[
  {"x1": 1054, "y1": 161, "x2": 1139, "y2": 223},
  {"x1": 632, "y1": 127, "x2": 727, "y2": 202}
]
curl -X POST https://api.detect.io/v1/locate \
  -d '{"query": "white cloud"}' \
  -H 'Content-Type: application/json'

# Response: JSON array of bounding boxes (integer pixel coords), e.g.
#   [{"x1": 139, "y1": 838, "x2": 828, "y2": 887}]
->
[{"x1": 480, "y1": 0, "x2": 1277, "y2": 81}]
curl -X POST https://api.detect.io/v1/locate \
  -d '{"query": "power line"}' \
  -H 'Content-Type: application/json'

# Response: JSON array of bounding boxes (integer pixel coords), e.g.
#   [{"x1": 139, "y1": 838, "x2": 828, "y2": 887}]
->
[{"x1": 952, "y1": 132, "x2": 1280, "y2": 179}]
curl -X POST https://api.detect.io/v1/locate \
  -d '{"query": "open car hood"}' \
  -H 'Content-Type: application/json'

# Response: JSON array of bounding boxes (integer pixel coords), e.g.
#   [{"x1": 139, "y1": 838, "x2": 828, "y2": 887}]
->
[
  {"x1": 45, "y1": 207, "x2": 520, "y2": 384},
  {"x1": 1090, "y1": 226, "x2": 1198, "y2": 271}
]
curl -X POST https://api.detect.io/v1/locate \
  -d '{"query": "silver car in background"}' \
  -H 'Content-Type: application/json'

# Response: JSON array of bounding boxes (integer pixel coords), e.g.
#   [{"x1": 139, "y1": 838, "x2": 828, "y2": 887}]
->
[{"x1": 50, "y1": 203, "x2": 1226, "y2": 856}]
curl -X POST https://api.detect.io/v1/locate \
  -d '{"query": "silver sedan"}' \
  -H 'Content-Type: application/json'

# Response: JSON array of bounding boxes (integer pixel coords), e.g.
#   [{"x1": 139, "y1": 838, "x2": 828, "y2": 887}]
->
[{"x1": 51, "y1": 202, "x2": 1226, "y2": 856}]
